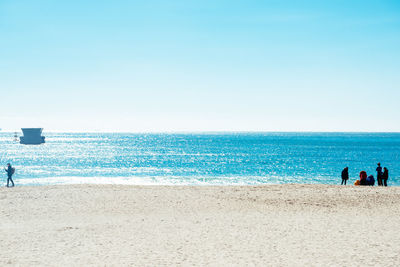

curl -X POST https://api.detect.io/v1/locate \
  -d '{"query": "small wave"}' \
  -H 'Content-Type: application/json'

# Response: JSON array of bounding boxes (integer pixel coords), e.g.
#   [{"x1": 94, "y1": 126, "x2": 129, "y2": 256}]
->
[{"x1": 13, "y1": 175, "x2": 273, "y2": 186}]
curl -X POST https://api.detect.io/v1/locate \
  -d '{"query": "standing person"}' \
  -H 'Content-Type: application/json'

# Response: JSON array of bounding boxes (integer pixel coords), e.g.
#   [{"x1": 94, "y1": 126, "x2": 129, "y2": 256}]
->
[
  {"x1": 383, "y1": 167, "x2": 389, "y2": 187},
  {"x1": 376, "y1": 163, "x2": 383, "y2": 186},
  {"x1": 341, "y1": 167, "x2": 349, "y2": 185},
  {"x1": 4, "y1": 163, "x2": 15, "y2": 187}
]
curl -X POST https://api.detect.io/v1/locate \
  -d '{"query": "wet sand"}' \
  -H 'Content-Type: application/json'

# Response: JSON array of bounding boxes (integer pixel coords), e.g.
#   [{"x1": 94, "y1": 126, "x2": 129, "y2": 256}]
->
[{"x1": 0, "y1": 184, "x2": 399, "y2": 266}]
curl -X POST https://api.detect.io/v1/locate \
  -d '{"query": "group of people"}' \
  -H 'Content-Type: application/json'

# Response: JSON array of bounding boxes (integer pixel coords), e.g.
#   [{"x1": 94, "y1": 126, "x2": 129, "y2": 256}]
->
[{"x1": 341, "y1": 163, "x2": 389, "y2": 186}]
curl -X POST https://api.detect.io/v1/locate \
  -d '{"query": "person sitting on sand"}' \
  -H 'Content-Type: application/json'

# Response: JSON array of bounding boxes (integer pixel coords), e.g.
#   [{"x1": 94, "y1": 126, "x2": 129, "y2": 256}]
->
[
  {"x1": 383, "y1": 167, "x2": 389, "y2": 187},
  {"x1": 359, "y1": 171, "x2": 368, "y2": 186},
  {"x1": 341, "y1": 167, "x2": 349, "y2": 185},
  {"x1": 366, "y1": 175, "x2": 375, "y2": 186},
  {"x1": 4, "y1": 163, "x2": 15, "y2": 187},
  {"x1": 376, "y1": 163, "x2": 383, "y2": 186}
]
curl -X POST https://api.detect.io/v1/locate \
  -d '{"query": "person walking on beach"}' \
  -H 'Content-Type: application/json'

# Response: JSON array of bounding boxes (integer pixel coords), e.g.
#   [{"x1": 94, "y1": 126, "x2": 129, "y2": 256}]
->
[
  {"x1": 4, "y1": 163, "x2": 15, "y2": 187},
  {"x1": 341, "y1": 167, "x2": 349, "y2": 185},
  {"x1": 376, "y1": 163, "x2": 383, "y2": 186},
  {"x1": 383, "y1": 167, "x2": 389, "y2": 187}
]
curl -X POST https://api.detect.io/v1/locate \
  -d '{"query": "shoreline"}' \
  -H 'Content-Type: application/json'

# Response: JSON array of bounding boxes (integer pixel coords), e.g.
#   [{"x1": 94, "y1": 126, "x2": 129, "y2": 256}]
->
[
  {"x1": 6, "y1": 181, "x2": 399, "y2": 187},
  {"x1": 1, "y1": 184, "x2": 399, "y2": 265}
]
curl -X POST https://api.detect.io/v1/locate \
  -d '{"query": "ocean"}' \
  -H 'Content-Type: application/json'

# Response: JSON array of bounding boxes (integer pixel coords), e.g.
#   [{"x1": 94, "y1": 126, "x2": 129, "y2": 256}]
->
[{"x1": 0, "y1": 132, "x2": 399, "y2": 186}]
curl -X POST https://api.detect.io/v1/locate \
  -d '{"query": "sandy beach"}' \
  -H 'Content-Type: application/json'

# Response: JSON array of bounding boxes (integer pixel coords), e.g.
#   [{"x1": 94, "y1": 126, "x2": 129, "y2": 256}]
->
[{"x1": 1, "y1": 184, "x2": 400, "y2": 266}]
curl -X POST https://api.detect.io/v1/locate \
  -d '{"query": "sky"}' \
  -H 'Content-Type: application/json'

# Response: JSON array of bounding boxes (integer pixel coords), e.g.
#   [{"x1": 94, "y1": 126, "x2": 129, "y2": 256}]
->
[{"x1": 1, "y1": 0, "x2": 400, "y2": 132}]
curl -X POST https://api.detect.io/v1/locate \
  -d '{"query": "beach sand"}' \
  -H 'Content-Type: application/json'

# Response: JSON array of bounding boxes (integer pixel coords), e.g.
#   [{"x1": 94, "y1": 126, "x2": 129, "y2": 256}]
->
[{"x1": 1, "y1": 184, "x2": 400, "y2": 266}]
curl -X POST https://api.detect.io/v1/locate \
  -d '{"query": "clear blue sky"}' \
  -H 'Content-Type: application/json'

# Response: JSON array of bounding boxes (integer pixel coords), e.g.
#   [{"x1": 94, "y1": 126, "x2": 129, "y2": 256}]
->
[{"x1": 1, "y1": 0, "x2": 399, "y2": 132}]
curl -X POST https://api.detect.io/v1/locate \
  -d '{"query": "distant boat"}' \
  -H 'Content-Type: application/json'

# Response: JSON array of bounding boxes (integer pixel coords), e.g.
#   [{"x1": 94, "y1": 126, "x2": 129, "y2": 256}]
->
[{"x1": 20, "y1": 128, "x2": 45, "y2": 145}]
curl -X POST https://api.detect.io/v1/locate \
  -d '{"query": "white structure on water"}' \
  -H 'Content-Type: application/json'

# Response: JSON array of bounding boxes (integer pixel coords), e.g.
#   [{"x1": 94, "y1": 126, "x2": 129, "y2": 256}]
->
[{"x1": 20, "y1": 128, "x2": 45, "y2": 145}]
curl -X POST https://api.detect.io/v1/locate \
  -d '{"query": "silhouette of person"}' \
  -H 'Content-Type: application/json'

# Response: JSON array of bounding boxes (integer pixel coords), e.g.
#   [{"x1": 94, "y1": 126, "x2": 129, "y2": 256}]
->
[
  {"x1": 4, "y1": 163, "x2": 15, "y2": 187},
  {"x1": 383, "y1": 167, "x2": 389, "y2": 187},
  {"x1": 341, "y1": 167, "x2": 349, "y2": 185},
  {"x1": 376, "y1": 163, "x2": 383, "y2": 186},
  {"x1": 366, "y1": 175, "x2": 375, "y2": 186},
  {"x1": 359, "y1": 171, "x2": 368, "y2": 185}
]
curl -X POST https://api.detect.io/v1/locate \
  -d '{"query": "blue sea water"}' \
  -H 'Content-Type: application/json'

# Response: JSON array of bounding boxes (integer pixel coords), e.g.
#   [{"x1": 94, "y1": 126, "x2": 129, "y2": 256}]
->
[{"x1": 0, "y1": 132, "x2": 399, "y2": 186}]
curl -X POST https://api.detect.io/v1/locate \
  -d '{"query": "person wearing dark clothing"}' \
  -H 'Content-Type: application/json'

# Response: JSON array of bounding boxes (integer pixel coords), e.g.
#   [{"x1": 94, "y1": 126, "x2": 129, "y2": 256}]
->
[
  {"x1": 341, "y1": 167, "x2": 349, "y2": 185},
  {"x1": 4, "y1": 163, "x2": 15, "y2": 187},
  {"x1": 366, "y1": 175, "x2": 375, "y2": 186},
  {"x1": 359, "y1": 171, "x2": 368, "y2": 186},
  {"x1": 376, "y1": 163, "x2": 383, "y2": 186},
  {"x1": 383, "y1": 167, "x2": 389, "y2": 187}
]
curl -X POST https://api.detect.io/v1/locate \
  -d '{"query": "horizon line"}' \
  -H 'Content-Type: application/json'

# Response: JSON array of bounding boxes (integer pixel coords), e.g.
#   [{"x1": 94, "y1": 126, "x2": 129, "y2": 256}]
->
[{"x1": 1, "y1": 130, "x2": 400, "y2": 134}]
